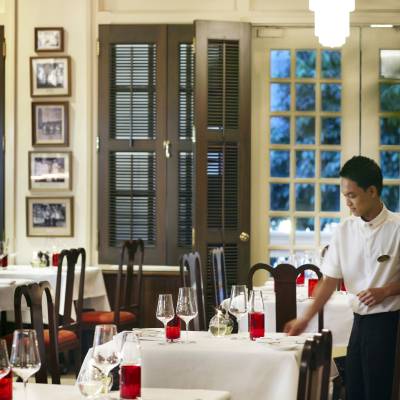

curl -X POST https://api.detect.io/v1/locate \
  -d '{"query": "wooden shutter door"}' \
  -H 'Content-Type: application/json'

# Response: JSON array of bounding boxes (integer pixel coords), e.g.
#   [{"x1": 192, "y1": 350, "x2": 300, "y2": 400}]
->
[{"x1": 194, "y1": 21, "x2": 251, "y2": 315}]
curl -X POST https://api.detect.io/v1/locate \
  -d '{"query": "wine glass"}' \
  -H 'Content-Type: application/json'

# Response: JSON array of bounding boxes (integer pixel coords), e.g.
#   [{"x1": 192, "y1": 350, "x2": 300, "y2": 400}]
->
[
  {"x1": 76, "y1": 360, "x2": 105, "y2": 399},
  {"x1": 156, "y1": 294, "x2": 175, "y2": 344},
  {"x1": 176, "y1": 287, "x2": 198, "y2": 344},
  {"x1": 229, "y1": 285, "x2": 248, "y2": 327},
  {"x1": 10, "y1": 329, "x2": 41, "y2": 400},
  {"x1": 0, "y1": 339, "x2": 10, "y2": 379},
  {"x1": 91, "y1": 324, "x2": 121, "y2": 395}
]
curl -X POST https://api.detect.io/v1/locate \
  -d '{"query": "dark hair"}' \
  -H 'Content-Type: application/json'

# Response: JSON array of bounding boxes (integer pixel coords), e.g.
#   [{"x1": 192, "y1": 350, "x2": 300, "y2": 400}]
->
[{"x1": 339, "y1": 156, "x2": 383, "y2": 195}]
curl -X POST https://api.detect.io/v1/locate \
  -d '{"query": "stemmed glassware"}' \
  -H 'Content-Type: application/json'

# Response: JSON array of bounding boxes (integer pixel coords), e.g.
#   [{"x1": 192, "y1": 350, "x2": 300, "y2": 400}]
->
[
  {"x1": 91, "y1": 324, "x2": 121, "y2": 395},
  {"x1": 0, "y1": 339, "x2": 10, "y2": 379},
  {"x1": 76, "y1": 360, "x2": 104, "y2": 399},
  {"x1": 229, "y1": 285, "x2": 248, "y2": 327},
  {"x1": 9, "y1": 330, "x2": 41, "y2": 400},
  {"x1": 176, "y1": 287, "x2": 198, "y2": 344},
  {"x1": 156, "y1": 294, "x2": 175, "y2": 344}
]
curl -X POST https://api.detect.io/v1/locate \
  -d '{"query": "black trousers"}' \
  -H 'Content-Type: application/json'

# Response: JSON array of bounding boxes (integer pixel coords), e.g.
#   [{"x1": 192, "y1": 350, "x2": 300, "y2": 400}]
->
[{"x1": 346, "y1": 310, "x2": 399, "y2": 400}]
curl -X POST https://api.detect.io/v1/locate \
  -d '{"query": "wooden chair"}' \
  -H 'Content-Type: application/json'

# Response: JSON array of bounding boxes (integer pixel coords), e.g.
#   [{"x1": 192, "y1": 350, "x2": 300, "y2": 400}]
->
[
  {"x1": 81, "y1": 240, "x2": 144, "y2": 331},
  {"x1": 391, "y1": 312, "x2": 400, "y2": 400},
  {"x1": 14, "y1": 281, "x2": 60, "y2": 384},
  {"x1": 179, "y1": 251, "x2": 207, "y2": 331},
  {"x1": 248, "y1": 263, "x2": 324, "y2": 332},
  {"x1": 210, "y1": 247, "x2": 228, "y2": 307},
  {"x1": 297, "y1": 330, "x2": 332, "y2": 400}
]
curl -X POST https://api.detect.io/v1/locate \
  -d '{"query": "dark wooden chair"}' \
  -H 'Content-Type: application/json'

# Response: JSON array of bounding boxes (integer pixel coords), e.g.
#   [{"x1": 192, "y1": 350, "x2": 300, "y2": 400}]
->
[
  {"x1": 297, "y1": 330, "x2": 332, "y2": 400},
  {"x1": 179, "y1": 251, "x2": 207, "y2": 331},
  {"x1": 248, "y1": 263, "x2": 324, "y2": 332},
  {"x1": 14, "y1": 281, "x2": 60, "y2": 384},
  {"x1": 81, "y1": 240, "x2": 144, "y2": 331},
  {"x1": 210, "y1": 247, "x2": 228, "y2": 307},
  {"x1": 391, "y1": 312, "x2": 400, "y2": 400}
]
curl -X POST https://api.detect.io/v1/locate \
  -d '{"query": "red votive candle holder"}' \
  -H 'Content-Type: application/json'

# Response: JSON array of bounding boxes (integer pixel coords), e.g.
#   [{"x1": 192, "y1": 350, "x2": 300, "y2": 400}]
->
[
  {"x1": 249, "y1": 311, "x2": 265, "y2": 340},
  {"x1": 0, "y1": 255, "x2": 7, "y2": 268},
  {"x1": 166, "y1": 315, "x2": 181, "y2": 341},
  {"x1": 0, "y1": 370, "x2": 12, "y2": 400},
  {"x1": 120, "y1": 364, "x2": 141, "y2": 399},
  {"x1": 52, "y1": 252, "x2": 60, "y2": 267},
  {"x1": 340, "y1": 280, "x2": 347, "y2": 292},
  {"x1": 296, "y1": 271, "x2": 305, "y2": 285},
  {"x1": 308, "y1": 278, "x2": 319, "y2": 298}
]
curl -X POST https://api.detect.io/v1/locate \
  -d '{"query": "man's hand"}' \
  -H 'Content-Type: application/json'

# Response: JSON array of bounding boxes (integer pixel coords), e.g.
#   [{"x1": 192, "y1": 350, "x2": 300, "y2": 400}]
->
[
  {"x1": 357, "y1": 287, "x2": 388, "y2": 306},
  {"x1": 283, "y1": 318, "x2": 309, "y2": 336}
]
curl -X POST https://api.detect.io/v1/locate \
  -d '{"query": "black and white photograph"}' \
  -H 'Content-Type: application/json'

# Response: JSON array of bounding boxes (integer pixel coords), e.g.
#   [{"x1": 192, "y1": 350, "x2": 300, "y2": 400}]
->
[
  {"x1": 30, "y1": 56, "x2": 71, "y2": 97},
  {"x1": 32, "y1": 102, "x2": 68, "y2": 146},
  {"x1": 35, "y1": 27, "x2": 64, "y2": 52},
  {"x1": 29, "y1": 151, "x2": 71, "y2": 190},
  {"x1": 26, "y1": 197, "x2": 73, "y2": 237}
]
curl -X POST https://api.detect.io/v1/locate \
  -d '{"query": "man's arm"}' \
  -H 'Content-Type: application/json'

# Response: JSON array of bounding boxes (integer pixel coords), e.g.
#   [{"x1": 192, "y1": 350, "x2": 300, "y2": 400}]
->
[
  {"x1": 284, "y1": 276, "x2": 339, "y2": 335},
  {"x1": 358, "y1": 282, "x2": 400, "y2": 306}
]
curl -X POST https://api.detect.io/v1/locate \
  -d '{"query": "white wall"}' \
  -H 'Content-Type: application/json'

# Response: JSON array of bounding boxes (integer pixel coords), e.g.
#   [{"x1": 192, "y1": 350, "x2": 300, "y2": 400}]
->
[{"x1": 1, "y1": 0, "x2": 399, "y2": 265}]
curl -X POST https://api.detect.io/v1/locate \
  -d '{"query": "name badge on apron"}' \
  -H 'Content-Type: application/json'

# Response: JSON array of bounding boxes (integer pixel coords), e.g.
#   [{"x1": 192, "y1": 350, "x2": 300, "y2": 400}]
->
[{"x1": 377, "y1": 254, "x2": 390, "y2": 263}]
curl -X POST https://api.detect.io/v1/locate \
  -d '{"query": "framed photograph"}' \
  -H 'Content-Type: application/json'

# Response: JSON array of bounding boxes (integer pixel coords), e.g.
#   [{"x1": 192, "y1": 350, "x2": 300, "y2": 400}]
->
[
  {"x1": 29, "y1": 151, "x2": 72, "y2": 191},
  {"x1": 32, "y1": 102, "x2": 68, "y2": 146},
  {"x1": 35, "y1": 27, "x2": 64, "y2": 52},
  {"x1": 26, "y1": 197, "x2": 73, "y2": 237},
  {"x1": 30, "y1": 56, "x2": 71, "y2": 97}
]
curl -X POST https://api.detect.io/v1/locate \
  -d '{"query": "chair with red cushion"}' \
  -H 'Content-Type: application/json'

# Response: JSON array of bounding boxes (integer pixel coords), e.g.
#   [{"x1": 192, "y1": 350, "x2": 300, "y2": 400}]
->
[
  {"x1": 81, "y1": 239, "x2": 144, "y2": 331},
  {"x1": 14, "y1": 281, "x2": 61, "y2": 384}
]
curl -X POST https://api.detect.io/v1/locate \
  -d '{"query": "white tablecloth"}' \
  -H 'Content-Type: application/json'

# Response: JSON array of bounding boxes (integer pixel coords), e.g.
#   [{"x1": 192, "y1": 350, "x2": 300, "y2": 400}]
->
[
  {"x1": 13, "y1": 382, "x2": 230, "y2": 400},
  {"x1": 0, "y1": 265, "x2": 110, "y2": 319}
]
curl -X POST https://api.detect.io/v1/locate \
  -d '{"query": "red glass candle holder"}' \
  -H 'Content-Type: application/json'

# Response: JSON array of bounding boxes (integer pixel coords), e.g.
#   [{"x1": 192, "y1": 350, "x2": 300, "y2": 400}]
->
[
  {"x1": 52, "y1": 252, "x2": 60, "y2": 267},
  {"x1": 0, "y1": 370, "x2": 12, "y2": 400},
  {"x1": 249, "y1": 311, "x2": 265, "y2": 340},
  {"x1": 308, "y1": 278, "x2": 319, "y2": 298},
  {"x1": 0, "y1": 254, "x2": 7, "y2": 268},
  {"x1": 296, "y1": 271, "x2": 305, "y2": 285},
  {"x1": 340, "y1": 280, "x2": 347, "y2": 292},
  {"x1": 120, "y1": 364, "x2": 141, "y2": 399},
  {"x1": 166, "y1": 315, "x2": 181, "y2": 341}
]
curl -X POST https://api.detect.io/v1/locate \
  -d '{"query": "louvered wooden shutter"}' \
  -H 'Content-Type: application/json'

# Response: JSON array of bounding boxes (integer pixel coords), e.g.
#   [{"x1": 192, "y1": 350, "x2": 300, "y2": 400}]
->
[
  {"x1": 195, "y1": 21, "x2": 251, "y2": 305},
  {"x1": 98, "y1": 26, "x2": 167, "y2": 264}
]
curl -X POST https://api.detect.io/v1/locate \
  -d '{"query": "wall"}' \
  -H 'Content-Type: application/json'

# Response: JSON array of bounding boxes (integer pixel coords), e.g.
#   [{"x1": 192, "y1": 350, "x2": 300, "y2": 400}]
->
[{"x1": 1, "y1": 0, "x2": 399, "y2": 265}]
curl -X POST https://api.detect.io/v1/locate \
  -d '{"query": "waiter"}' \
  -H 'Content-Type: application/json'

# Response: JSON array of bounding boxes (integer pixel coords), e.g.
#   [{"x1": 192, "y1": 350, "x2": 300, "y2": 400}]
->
[{"x1": 285, "y1": 155, "x2": 400, "y2": 400}]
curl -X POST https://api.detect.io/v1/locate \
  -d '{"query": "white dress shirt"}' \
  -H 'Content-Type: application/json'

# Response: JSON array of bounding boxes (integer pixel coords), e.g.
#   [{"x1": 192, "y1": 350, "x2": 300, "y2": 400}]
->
[{"x1": 321, "y1": 205, "x2": 400, "y2": 315}]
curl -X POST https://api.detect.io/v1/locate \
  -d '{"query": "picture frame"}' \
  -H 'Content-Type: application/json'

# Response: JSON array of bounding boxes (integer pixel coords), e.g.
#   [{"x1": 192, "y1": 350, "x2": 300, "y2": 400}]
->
[
  {"x1": 30, "y1": 56, "x2": 71, "y2": 97},
  {"x1": 26, "y1": 197, "x2": 73, "y2": 237},
  {"x1": 29, "y1": 151, "x2": 72, "y2": 191},
  {"x1": 32, "y1": 101, "x2": 69, "y2": 146},
  {"x1": 35, "y1": 27, "x2": 64, "y2": 53}
]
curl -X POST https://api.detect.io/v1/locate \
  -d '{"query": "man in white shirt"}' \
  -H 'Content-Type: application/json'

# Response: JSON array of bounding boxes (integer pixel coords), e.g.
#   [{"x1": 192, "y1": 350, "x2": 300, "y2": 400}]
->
[{"x1": 285, "y1": 155, "x2": 400, "y2": 400}]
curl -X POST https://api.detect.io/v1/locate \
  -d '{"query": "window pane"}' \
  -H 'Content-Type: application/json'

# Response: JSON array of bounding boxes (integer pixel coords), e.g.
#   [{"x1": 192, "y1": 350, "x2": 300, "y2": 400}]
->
[
  {"x1": 380, "y1": 83, "x2": 400, "y2": 112},
  {"x1": 380, "y1": 117, "x2": 400, "y2": 145},
  {"x1": 321, "y1": 117, "x2": 341, "y2": 145},
  {"x1": 296, "y1": 150, "x2": 315, "y2": 178},
  {"x1": 321, "y1": 50, "x2": 341, "y2": 79},
  {"x1": 295, "y1": 217, "x2": 315, "y2": 245},
  {"x1": 380, "y1": 50, "x2": 400, "y2": 79},
  {"x1": 320, "y1": 184, "x2": 340, "y2": 211},
  {"x1": 270, "y1": 183, "x2": 289, "y2": 211},
  {"x1": 269, "y1": 250, "x2": 290, "y2": 268},
  {"x1": 380, "y1": 151, "x2": 400, "y2": 179},
  {"x1": 270, "y1": 50, "x2": 291, "y2": 78},
  {"x1": 296, "y1": 83, "x2": 315, "y2": 111},
  {"x1": 382, "y1": 186, "x2": 400, "y2": 212},
  {"x1": 321, "y1": 151, "x2": 340, "y2": 178},
  {"x1": 320, "y1": 217, "x2": 340, "y2": 245},
  {"x1": 270, "y1": 83, "x2": 291, "y2": 112},
  {"x1": 295, "y1": 183, "x2": 315, "y2": 211},
  {"x1": 296, "y1": 50, "x2": 316, "y2": 78},
  {"x1": 270, "y1": 150, "x2": 290, "y2": 177},
  {"x1": 270, "y1": 116, "x2": 290, "y2": 144},
  {"x1": 321, "y1": 84, "x2": 341, "y2": 112},
  {"x1": 296, "y1": 116, "x2": 315, "y2": 144},
  {"x1": 270, "y1": 217, "x2": 291, "y2": 245}
]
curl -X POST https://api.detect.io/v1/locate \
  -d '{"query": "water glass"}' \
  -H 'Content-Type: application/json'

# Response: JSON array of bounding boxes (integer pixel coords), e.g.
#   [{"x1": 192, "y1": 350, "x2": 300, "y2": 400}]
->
[
  {"x1": 156, "y1": 294, "x2": 175, "y2": 343},
  {"x1": 119, "y1": 331, "x2": 141, "y2": 399},
  {"x1": 176, "y1": 287, "x2": 198, "y2": 343},
  {"x1": 0, "y1": 340, "x2": 10, "y2": 380},
  {"x1": 76, "y1": 360, "x2": 104, "y2": 399},
  {"x1": 229, "y1": 285, "x2": 248, "y2": 324},
  {"x1": 10, "y1": 330, "x2": 41, "y2": 400},
  {"x1": 248, "y1": 290, "x2": 265, "y2": 340}
]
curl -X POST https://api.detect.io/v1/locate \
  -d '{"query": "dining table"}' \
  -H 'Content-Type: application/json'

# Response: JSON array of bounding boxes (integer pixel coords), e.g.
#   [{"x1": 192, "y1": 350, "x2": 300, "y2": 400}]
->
[{"x1": 13, "y1": 382, "x2": 231, "y2": 400}]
